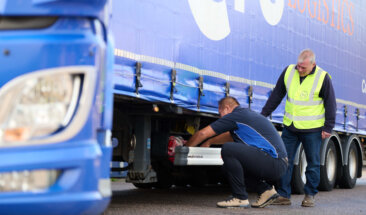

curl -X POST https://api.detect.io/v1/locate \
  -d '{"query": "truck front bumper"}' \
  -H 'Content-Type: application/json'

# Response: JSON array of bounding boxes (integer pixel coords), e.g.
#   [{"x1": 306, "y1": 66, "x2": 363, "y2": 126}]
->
[{"x1": 0, "y1": 140, "x2": 110, "y2": 215}]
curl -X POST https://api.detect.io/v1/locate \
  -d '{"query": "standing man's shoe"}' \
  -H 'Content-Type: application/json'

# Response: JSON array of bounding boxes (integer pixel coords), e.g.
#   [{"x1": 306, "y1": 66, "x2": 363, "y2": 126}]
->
[
  {"x1": 271, "y1": 196, "x2": 291, "y2": 205},
  {"x1": 251, "y1": 187, "x2": 279, "y2": 208},
  {"x1": 217, "y1": 197, "x2": 250, "y2": 208},
  {"x1": 301, "y1": 195, "x2": 315, "y2": 207}
]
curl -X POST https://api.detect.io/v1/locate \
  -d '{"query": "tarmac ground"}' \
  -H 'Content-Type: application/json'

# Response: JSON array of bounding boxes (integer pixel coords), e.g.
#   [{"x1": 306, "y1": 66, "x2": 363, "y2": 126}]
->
[{"x1": 105, "y1": 167, "x2": 366, "y2": 215}]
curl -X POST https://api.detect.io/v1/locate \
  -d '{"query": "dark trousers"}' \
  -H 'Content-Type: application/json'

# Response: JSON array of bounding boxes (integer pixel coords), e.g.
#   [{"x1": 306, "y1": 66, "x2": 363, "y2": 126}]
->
[
  {"x1": 221, "y1": 142, "x2": 287, "y2": 200},
  {"x1": 277, "y1": 127, "x2": 322, "y2": 198}
]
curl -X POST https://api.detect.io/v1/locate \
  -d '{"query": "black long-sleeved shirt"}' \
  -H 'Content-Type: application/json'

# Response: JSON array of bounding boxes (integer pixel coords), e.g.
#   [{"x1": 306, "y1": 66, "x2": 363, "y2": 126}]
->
[{"x1": 261, "y1": 65, "x2": 336, "y2": 133}]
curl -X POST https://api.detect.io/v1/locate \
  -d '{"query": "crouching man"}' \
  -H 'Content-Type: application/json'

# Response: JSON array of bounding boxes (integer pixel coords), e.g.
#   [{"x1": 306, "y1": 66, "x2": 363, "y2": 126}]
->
[{"x1": 185, "y1": 96, "x2": 288, "y2": 208}]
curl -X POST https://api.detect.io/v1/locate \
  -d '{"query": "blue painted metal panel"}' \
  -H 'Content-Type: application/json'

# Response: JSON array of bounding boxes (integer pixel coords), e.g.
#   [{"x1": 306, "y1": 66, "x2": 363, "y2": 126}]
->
[
  {"x1": 0, "y1": 18, "x2": 96, "y2": 87},
  {"x1": 0, "y1": 3, "x2": 113, "y2": 214},
  {"x1": 111, "y1": 0, "x2": 366, "y2": 135},
  {"x1": 0, "y1": 0, "x2": 108, "y2": 22},
  {"x1": 0, "y1": 141, "x2": 109, "y2": 215}
]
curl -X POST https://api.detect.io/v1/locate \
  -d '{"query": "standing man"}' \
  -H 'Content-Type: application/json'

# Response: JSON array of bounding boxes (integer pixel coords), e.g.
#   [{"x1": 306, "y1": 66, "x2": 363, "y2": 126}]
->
[
  {"x1": 185, "y1": 96, "x2": 288, "y2": 208},
  {"x1": 261, "y1": 49, "x2": 336, "y2": 207}
]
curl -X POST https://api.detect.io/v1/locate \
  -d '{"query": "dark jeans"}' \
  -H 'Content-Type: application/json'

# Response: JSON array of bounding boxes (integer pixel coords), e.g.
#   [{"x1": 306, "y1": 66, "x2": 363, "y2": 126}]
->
[
  {"x1": 221, "y1": 142, "x2": 288, "y2": 200},
  {"x1": 277, "y1": 127, "x2": 322, "y2": 198}
]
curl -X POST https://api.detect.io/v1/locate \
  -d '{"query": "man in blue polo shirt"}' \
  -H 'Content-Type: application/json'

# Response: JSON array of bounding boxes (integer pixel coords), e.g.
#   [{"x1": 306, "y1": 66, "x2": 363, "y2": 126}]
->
[{"x1": 186, "y1": 96, "x2": 288, "y2": 208}]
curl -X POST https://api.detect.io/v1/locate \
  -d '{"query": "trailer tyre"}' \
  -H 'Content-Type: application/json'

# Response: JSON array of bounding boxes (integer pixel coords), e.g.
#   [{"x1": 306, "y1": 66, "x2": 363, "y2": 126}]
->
[
  {"x1": 189, "y1": 167, "x2": 209, "y2": 187},
  {"x1": 154, "y1": 170, "x2": 173, "y2": 189},
  {"x1": 319, "y1": 140, "x2": 337, "y2": 191},
  {"x1": 339, "y1": 142, "x2": 359, "y2": 188},
  {"x1": 152, "y1": 159, "x2": 173, "y2": 189},
  {"x1": 291, "y1": 146, "x2": 306, "y2": 194},
  {"x1": 133, "y1": 183, "x2": 154, "y2": 189}
]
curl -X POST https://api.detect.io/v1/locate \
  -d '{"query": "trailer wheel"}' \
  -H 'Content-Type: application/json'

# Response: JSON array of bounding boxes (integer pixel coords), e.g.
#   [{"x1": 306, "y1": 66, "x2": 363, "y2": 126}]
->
[
  {"x1": 291, "y1": 146, "x2": 306, "y2": 194},
  {"x1": 154, "y1": 170, "x2": 173, "y2": 189},
  {"x1": 133, "y1": 183, "x2": 153, "y2": 189},
  {"x1": 151, "y1": 159, "x2": 173, "y2": 189},
  {"x1": 339, "y1": 142, "x2": 359, "y2": 188},
  {"x1": 319, "y1": 140, "x2": 337, "y2": 191},
  {"x1": 189, "y1": 167, "x2": 209, "y2": 187}
]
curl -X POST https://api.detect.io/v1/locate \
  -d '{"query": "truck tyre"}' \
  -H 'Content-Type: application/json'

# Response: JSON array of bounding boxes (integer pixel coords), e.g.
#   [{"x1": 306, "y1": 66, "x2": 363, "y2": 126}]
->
[
  {"x1": 154, "y1": 170, "x2": 173, "y2": 189},
  {"x1": 152, "y1": 159, "x2": 173, "y2": 189},
  {"x1": 132, "y1": 161, "x2": 173, "y2": 189},
  {"x1": 339, "y1": 142, "x2": 359, "y2": 188},
  {"x1": 319, "y1": 140, "x2": 337, "y2": 191},
  {"x1": 133, "y1": 183, "x2": 154, "y2": 189},
  {"x1": 291, "y1": 146, "x2": 306, "y2": 194},
  {"x1": 189, "y1": 167, "x2": 209, "y2": 187}
]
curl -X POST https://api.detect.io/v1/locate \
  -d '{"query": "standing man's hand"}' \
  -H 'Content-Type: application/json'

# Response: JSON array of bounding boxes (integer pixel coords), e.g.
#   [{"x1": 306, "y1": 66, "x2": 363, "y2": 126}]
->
[{"x1": 322, "y1": 131, "x2": 331, "y2": 139}]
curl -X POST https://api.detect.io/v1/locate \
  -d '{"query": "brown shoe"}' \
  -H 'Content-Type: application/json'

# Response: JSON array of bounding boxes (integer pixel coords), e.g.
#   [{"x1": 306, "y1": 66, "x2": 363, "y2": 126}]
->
[
  {"x1": 271, "y1": 196, "x2": 291, "y2": 205},
  {"x1": 301, "y1": 195, "x2": 315, "y2": 207},
  {"x1": 217, "y1": 197, "x2": 250, "y2": 208},
  {"x1": 251, "y1": 187, "x2": 279, "y2": 208}
]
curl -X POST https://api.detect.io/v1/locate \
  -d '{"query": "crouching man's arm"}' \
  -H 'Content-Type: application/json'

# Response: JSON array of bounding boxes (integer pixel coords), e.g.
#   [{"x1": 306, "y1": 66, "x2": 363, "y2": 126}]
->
[
  {"x1": 201, "y1": 132, "x2": 233, "y2": 147},
  {"x1": 185, "y1": 125, "x2": 216, "y2": 147}
]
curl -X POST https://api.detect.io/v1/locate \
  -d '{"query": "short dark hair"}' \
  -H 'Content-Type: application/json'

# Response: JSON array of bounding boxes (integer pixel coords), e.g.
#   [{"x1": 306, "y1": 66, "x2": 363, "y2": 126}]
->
[{"x1": 218, "y1": 96, "x2": 240, "y2": 108}]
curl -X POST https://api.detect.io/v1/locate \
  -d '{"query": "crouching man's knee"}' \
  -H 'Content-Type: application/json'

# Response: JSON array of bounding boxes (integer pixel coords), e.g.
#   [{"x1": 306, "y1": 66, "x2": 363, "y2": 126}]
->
[{"x1": 221, "y1": 142, "x2": 236, "y2": 158}]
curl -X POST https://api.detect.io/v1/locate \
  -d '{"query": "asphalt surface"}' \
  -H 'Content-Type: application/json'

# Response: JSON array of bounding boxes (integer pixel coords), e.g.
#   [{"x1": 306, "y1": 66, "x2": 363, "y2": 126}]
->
[{"x1": 105, "y1": 168, "x2": 366, "y2": 215}]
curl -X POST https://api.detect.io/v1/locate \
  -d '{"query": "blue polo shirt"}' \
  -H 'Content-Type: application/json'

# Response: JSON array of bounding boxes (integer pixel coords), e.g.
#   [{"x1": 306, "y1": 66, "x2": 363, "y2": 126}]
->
[{"x1": 210, "y1": 107, "x2": 287, "y2": 159}]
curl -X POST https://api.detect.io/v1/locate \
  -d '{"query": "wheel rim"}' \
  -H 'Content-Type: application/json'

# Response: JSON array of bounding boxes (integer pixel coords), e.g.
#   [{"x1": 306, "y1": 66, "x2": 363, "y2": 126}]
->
[
  {"x1": 130, "y1": 134, "x2": 136, "y2": 150},
  {"x1": 349, "y1": 148, "x2": 357, "y2": 179},
  {"x1": 300, "y1": 150, "x2": 307, "y2": 184},
  {"x1": 326, "y1": 147, "x2": 336, "y2": 181}
]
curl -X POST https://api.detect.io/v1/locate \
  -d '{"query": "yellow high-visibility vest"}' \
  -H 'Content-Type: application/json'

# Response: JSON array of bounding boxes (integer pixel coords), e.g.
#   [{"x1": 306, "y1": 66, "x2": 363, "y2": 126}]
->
[{"x1": 283, "y1": 64, "x2": 328, "y2": 129}]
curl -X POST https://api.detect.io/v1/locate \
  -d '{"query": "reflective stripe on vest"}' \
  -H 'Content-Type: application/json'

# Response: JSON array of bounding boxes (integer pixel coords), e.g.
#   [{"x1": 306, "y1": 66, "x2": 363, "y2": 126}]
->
[
  {"x1": 283, "y1": 64, "x2": 327, "y2": 129},
  {"x1": 284, "y1": 112, "x2": 325, "y2": 121}
]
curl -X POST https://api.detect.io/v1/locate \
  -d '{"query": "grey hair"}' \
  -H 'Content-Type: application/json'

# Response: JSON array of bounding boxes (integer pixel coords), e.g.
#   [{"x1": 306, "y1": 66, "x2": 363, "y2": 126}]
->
[{"x1": 298, "y1": 49, "x2": 316, "y2": 64}]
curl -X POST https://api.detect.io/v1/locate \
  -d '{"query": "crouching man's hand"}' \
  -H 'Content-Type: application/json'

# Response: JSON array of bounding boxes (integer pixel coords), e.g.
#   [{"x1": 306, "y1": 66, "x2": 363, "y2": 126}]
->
[
  {"x1": 201, "y1": 141, "x2": 211, "y2": 147},
  {"x1": 185, "y1": 126, "x2": 216, "y2": 147}
]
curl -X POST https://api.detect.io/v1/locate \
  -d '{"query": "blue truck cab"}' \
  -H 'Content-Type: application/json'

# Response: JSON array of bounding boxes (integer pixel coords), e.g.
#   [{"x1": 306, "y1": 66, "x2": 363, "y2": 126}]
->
[{"x1": 0, "y1": 0, "x2": 114, "y2": 214}]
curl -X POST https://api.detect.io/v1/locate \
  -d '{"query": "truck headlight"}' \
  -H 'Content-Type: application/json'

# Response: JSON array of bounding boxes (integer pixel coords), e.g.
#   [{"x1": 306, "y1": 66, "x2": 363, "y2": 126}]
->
[{"x1": 0, "y1": 66, "x2": 96, "y2": 146}]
